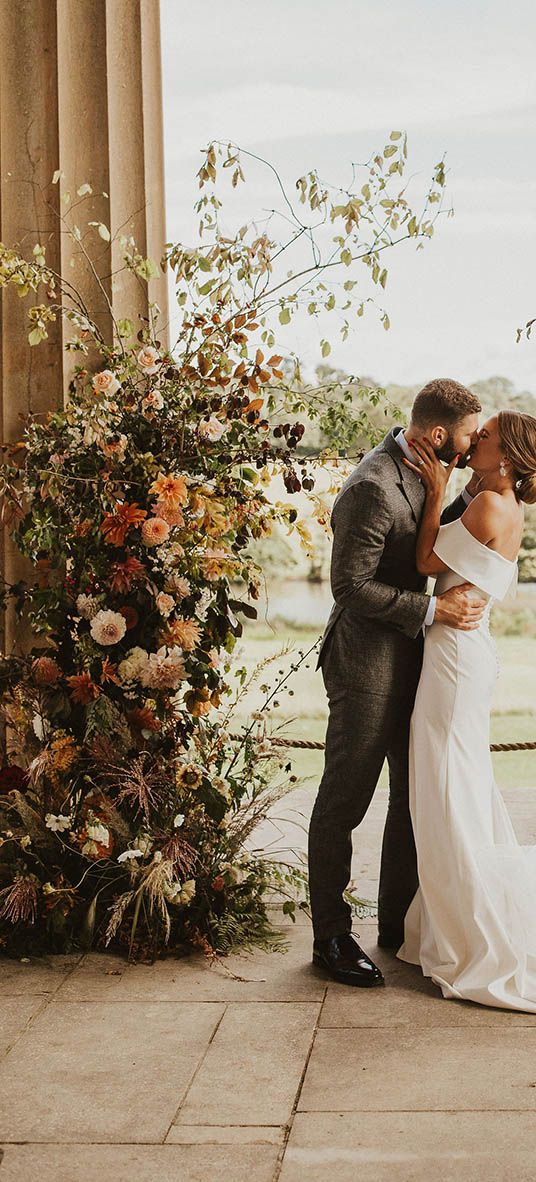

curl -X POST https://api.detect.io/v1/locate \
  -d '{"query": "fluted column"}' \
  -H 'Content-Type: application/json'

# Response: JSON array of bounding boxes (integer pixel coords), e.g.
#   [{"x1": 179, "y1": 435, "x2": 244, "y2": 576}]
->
[{"x1": 0, "y1": 0, "x2": 169, "y2": 649}]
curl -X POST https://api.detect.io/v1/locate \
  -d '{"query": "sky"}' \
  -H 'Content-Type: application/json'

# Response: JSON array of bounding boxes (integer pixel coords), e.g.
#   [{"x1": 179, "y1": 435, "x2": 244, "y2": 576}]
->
[{"x1": 160, "y1": 0, "x2": 536, "y2": 393}]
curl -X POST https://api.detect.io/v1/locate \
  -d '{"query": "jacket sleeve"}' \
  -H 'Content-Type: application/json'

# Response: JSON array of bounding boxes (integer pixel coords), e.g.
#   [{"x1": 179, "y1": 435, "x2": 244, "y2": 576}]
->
[
  {"x1": 330, "y1": 479, "x2": 430, "y2": 639},
  {"x1": 440, "y1": 492, "x2": 467, "y2": 524}
]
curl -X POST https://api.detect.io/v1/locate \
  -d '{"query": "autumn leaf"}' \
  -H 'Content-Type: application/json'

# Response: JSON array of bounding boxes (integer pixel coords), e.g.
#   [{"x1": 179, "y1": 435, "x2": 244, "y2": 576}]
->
[{"x1": 244, "y1": 398, "x2": 264, "y2": 414}]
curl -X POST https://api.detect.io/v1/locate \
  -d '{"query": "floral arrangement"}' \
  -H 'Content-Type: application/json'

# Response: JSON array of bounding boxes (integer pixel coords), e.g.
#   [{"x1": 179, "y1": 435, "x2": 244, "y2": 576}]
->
[{"x1": 0, "y1": 138, "x2": 446, "y2": 957}]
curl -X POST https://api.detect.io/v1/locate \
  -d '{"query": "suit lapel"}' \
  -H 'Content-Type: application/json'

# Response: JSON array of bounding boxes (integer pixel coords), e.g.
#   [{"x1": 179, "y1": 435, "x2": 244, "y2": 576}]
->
[{"x1": 382, "y1": 427, "x2": 426, "y2": 524}]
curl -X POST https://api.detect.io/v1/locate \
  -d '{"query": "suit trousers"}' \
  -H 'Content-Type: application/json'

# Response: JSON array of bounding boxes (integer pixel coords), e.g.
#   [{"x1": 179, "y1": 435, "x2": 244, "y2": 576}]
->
[{"x1": 308, "y1": 656, "x2": 419, "y2": 942}]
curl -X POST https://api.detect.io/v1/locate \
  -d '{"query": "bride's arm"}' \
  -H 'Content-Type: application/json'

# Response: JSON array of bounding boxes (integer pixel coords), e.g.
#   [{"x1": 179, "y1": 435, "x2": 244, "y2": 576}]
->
[{"x1": 415, "y1": 493, "x2": 450, "y2": 575}]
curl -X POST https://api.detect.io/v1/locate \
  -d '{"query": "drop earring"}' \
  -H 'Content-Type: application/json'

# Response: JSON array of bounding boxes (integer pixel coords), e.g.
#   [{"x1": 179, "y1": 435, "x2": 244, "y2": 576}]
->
[{"x1": 499, "y1": 460, "x2": 507, "y2": 477}]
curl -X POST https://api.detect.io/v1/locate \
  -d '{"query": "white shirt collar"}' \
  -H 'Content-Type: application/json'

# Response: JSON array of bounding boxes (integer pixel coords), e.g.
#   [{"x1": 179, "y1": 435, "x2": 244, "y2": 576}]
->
[{"x1": 394, "y1": 427, "x2": 419, "y2": 464}]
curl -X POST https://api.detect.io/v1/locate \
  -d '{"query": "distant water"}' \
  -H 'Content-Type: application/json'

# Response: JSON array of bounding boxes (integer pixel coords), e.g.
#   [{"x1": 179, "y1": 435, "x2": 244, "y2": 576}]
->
[
  {"x1": 259, "y1": 579, "x2": 536, "y2": 630},
  {"x1": 259, "y1": 581, "x2": 336, "y2": 628}
]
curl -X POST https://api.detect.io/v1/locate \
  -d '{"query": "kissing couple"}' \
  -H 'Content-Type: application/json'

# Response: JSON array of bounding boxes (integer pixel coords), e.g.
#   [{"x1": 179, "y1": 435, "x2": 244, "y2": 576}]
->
[{"x1": 309, "y1": 377, "x2": 536, "y2": 1012}]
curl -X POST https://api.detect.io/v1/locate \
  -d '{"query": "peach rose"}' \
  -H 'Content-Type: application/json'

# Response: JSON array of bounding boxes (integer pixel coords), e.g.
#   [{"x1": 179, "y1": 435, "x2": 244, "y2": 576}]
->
[
  {"x1": 156, "y1": 592, "x2": 175, "y2": 617},
  {"x1": 92, "y1": 369, "x2": 121, "y2": 395},
  {"x1": 137, "y1": 346, "x2": 160, "y2": 375},
  {"x1": 142, "y1": 390, "x2": 164, "y2": 413},
  {"x1": 101, "y1": 434, "x2": 128, "y2": 460},
  {"x1": 198, "y1": 417, "x2": 227, "y2": 442}
]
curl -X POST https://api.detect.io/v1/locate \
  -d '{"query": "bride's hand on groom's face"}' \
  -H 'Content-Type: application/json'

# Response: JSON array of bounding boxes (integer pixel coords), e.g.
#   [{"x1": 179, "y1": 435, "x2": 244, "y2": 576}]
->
[{"x1": 403, "y1": 437, "x2": 459, "y2": 499}]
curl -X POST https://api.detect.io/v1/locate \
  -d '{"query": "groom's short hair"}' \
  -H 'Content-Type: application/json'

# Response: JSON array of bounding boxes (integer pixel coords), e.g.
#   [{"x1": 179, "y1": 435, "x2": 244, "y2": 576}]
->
[{"x1": 411, "y1": 379, "x2": 481, "y2": 428}]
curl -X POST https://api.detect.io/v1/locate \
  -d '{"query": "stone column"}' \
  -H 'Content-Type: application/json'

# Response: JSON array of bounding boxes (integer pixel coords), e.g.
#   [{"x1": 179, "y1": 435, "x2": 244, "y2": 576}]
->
[{"x1": 0, "y1": 0, "x2": 169, "y2": 649}]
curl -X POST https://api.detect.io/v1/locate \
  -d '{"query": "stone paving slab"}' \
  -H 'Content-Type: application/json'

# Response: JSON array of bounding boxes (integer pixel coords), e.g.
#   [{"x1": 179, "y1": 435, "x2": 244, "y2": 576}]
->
[
  {"x1": 298, "y1": 1027, "x2": 536, "y2": 1112},
  {"x1": 57, "y1": 924, "x2": 325, "y2": 1004},
  {"x1": 0, "y1": 955, "x2": 80, "y2": 996},
  {"x1": 0, "y1": 1143, "x2": 280, "y2": 1182},
  {"x1": 0, "y1": 997, "x2": 45, "y2": 1056},
  {"x1": 174, "y1": 1001, "x2": 320, "y2": 1127},
  {"x1": 279, "y1": 1111, "x2": 536, "y2": 1182},
  {"x1": 319, "y1": 941, "x2": 536, "y2": 1027},
  {"x1": 0, "y1": 1002, "x2": 224, "y2": 1143}
]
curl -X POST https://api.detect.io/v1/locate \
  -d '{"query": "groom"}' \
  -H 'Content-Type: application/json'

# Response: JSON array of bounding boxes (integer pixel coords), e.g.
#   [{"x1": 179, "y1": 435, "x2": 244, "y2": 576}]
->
[{"x1": 308, "y1": 378, "x2": 484, "y2": 986}]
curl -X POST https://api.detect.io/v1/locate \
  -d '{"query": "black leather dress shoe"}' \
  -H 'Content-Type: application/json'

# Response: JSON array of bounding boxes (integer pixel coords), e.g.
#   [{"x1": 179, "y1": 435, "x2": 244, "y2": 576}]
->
[
  {"x1": 377, "y1": 928, "x2": 404, "y2": 950},
  {"x1": 312, "y1": 932, "x2": 384, "y2": 987}
]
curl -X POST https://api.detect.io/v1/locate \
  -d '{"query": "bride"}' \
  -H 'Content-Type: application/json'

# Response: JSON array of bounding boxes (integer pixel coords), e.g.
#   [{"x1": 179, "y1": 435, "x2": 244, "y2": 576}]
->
[{"x1": 397, "y1": 408, "x2": 536, "y2": 1011}]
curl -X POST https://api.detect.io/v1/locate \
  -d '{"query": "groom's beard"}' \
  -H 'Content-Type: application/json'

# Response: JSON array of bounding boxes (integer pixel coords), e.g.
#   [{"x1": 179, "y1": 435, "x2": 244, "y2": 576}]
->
[{"x1": 436, "y1": 434, "x2": 472, "y2": 467}]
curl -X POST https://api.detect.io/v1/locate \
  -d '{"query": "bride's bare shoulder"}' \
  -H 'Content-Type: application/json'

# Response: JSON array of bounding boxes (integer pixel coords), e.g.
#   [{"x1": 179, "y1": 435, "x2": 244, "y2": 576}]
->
[
  {"x1": 462, "y1": 489, "x2": 522, "y2": 552},
  {"x1": 461, "y1": 490, "x2": 508, "y2": 544}
]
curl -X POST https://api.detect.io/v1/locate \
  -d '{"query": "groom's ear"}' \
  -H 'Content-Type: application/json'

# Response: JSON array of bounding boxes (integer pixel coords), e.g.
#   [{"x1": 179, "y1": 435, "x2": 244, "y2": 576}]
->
[{"x1": 428, "y1": 425, "x2": 447, "y2": 450}]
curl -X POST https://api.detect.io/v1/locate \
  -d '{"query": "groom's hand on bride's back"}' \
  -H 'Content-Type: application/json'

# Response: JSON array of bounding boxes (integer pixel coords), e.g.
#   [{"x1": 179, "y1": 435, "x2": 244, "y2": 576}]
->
[{"x1": 434, "y1": 583, "x2": 486, "y2": 630}]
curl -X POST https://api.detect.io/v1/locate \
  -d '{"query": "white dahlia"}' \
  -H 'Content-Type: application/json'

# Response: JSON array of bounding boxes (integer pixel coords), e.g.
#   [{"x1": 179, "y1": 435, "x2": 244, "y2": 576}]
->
[
  {"x1": 90, "y1": 609, "x2": 127, "y2": 646},
  {"x1": 76, "y1": 593, "x2": 100, "y2": 620},
  {"x1": 139, "y1": 645, "x2": 188, "y2": 691}
]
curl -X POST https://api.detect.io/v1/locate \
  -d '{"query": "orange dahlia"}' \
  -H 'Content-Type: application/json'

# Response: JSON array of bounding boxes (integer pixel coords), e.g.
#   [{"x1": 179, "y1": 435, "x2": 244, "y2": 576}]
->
[
  {"x1": 149, "y1": 472, "x2": 188, "y2": 510},
  {"x1": 100, "y1": 657, "x2": 120, "y2": 685},
  {"x1": 66, "y1": 673, "x2": 101, "y2": 704},
  {"x1": 100, "y1": 502, "x2": 147, "y2": 546},
  {"x1": 108, "y1": 555, "x2": 147, "y2": 594},
  {"x1": 32, "y1": 656, "x2": 62, "y2": 686},
  {"x1": 126, "y1": 706, "x2": 161, "y2": 735}
]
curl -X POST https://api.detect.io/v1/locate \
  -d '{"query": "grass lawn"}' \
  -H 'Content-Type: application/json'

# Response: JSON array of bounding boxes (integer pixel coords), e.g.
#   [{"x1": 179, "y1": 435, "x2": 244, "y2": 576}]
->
[{"x1": 232, "y1": 624, "x2": 536, "y2": 793}]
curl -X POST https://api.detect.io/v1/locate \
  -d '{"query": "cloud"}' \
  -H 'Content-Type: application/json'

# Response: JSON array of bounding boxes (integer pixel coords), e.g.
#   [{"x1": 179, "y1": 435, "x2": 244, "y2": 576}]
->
[{"x1": 163, "y1": 82, "x2": 535, "y2": 165}]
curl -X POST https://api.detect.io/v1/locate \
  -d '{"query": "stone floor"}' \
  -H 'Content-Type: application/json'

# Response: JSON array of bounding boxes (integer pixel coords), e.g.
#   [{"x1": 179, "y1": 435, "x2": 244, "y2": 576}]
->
[{"x1": 2, "y1": 786, "x2": 536, "y2": 1181}]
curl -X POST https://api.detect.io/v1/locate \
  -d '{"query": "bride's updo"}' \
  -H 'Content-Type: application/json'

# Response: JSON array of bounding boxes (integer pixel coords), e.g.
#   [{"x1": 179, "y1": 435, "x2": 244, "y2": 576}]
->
[{"x1": 498, "y1": 409, "x2": 536, "y2": 504}]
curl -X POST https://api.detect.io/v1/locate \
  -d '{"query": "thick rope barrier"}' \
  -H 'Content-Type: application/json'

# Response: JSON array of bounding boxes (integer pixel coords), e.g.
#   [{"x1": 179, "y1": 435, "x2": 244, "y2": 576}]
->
[{"x1": 263, "y1": 736, "x2": 536, "y2": 754}]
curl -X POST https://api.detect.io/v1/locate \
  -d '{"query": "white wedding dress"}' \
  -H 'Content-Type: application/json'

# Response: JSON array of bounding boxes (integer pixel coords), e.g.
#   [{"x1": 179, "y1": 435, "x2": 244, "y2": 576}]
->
[{"x1": 397, "y1": 515, "x2": 536, "y2": 1012}]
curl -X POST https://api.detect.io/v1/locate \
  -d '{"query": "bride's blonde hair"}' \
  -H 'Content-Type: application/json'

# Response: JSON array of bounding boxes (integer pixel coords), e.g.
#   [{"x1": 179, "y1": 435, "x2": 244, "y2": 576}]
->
[{"x1": 498, "y1": 409, "x2": 536, "y2": 504}]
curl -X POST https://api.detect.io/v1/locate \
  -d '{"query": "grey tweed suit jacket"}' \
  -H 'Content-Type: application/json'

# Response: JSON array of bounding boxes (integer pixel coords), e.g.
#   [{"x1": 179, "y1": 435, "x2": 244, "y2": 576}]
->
[{"x1": 316, "y1": 425, "x2": 466, "y2": 698}]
